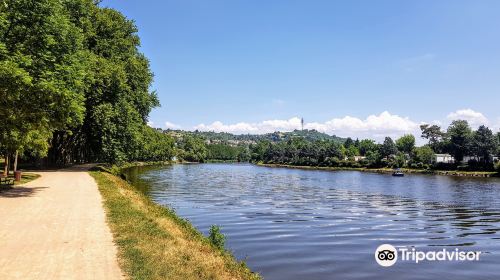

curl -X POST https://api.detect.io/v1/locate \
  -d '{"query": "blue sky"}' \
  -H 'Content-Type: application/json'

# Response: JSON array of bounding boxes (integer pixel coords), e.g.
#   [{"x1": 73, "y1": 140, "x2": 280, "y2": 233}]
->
[{"x1": 103, "y1": 0, "x2": 500, "y2": 140}]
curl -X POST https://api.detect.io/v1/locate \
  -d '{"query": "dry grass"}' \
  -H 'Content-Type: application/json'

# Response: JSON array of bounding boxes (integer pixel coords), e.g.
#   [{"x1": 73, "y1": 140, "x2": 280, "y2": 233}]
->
[{"x1": 90, "y1": 171, "x2": 260, "y2": 280}]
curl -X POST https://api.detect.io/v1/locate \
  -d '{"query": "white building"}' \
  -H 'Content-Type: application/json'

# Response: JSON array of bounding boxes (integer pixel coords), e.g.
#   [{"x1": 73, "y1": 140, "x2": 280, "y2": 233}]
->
[
  {"x1": 435, "y1": 154, "x2": 454, "y2": 163},
  {"x1": 435, "y1": 154, "x2": 499, "y2": 164},
  {"x1": 354, "y1": 156, "x2": 366, "y2": 162}
]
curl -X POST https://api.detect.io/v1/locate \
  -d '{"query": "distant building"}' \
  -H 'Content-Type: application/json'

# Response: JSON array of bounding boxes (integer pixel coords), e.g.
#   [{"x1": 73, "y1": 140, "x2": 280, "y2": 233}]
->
[
  {"x1": 435, "y1": 154, "x2": 454, "y2": 163},
  {"x1": 435, "y1": 154, "x2": 498, "y2": 164},
  {"x1": 354, "y1": 156, "x2": 366, "y2": 162}
]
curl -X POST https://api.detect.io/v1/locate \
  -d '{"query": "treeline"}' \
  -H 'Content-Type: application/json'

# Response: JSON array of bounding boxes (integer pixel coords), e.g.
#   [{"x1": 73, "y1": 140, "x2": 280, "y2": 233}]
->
[
  {"x1": 168, "y1": 129, "x2": 345, "y2": 144},
  {"x1": 0, "y1": 0, "x2": 175, "y2": 171},
  {"x1": 250, "y1": 121, "x2": 500, "y2": 171},
  {"x1": 175, "y1": 135, "x2": 250, "y2": 163}
]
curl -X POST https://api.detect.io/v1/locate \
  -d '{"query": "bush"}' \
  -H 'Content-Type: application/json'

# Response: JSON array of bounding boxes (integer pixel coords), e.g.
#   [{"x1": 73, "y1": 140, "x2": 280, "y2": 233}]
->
[
  {"x1": 495, "y1": 162, "x2": 500, "y2": 173},
  {"x1": 208, "y1": 225, "x2": 226, "y2": 251},
  {"x1": 433, "y1": 162, "x2": 456, "y2": 170}
]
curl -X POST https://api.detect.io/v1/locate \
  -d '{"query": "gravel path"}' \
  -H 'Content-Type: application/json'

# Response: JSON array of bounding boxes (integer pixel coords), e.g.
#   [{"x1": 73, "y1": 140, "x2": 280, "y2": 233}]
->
[{"x1": 0, "y1": 166, "x2": 123, "y2": 280}]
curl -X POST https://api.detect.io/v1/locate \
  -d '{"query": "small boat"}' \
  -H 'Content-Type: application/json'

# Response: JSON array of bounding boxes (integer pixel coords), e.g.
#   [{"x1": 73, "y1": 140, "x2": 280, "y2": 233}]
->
[{"x1": 392, "y1": 169, "x2": 405, "y2": 177}]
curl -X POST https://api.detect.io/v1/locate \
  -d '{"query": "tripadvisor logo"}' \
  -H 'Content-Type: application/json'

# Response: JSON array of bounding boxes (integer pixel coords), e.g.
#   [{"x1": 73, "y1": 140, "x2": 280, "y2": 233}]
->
[
  {"x1": 375, "y1": 244, "x2": 482, "y2": 267},
  {"x1": 375, "y1": 244, "x2": 398, "y2": 267}
]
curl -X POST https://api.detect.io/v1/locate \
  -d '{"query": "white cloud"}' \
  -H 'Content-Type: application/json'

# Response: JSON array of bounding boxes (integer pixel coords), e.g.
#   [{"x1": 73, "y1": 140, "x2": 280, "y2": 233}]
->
[
  {"x1": 447, "y1": 109, "x2": 488, "y2": 127},
  {"x1": 194, "y1": 117, "x2": 302, "y2": 134},
  {"x1": 194, "y1": 112, "x2": 421, "y2": 142},
  {"x1": 306, "y1": 111, "x2": 420, "y2": 140},
  {"x1": 165, "y1": 121, "x2": 181, "y2": 129}
]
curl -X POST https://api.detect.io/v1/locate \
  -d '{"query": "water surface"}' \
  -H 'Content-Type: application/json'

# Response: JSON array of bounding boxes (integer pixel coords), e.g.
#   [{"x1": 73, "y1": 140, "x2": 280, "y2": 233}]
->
[{"x1": 125, "y1": 164, "x2": 500, "y2": 280}]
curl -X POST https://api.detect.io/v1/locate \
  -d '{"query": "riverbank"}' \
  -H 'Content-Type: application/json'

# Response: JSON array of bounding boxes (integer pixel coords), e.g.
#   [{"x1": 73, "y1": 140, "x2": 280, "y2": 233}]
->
[
  {"x1": 90, "y1": 166, "x2": 260, "y2": 280},
  {"x1": 257, "y1": 163, "x2": 499, "y2": 178}
]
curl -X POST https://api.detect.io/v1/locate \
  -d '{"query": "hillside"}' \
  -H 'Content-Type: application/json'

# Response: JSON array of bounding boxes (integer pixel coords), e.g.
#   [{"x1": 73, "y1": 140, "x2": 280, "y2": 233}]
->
[{"x1": 164, "y1": 129, "x2": 346, "y2": 144}]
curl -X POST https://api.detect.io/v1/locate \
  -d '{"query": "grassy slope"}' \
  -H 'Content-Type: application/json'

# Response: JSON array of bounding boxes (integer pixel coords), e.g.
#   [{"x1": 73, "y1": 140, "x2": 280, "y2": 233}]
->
[{"x1": 90, "y1": 170, "x2": 260, "y2": 280}]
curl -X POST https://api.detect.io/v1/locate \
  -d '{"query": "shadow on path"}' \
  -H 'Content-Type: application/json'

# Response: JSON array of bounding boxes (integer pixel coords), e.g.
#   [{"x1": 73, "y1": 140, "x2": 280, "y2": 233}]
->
[{"x1": 0, "y1": 186, "x2": 48, "y2": 198}]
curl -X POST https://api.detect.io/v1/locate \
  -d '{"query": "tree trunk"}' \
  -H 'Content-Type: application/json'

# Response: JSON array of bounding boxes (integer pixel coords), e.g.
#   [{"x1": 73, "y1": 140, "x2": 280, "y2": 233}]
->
[
  {"x1": 3, "y1": 153, "x2": 9, "y2": 176},
  {"x1": 13, "y1": 150, "x2": 18, "y2": 172}
]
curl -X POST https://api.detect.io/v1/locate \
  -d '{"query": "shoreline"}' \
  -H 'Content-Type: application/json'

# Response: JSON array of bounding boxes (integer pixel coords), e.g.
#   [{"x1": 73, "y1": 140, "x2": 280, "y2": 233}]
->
[
  {"x1": 91, "y1": 164, "x2": 260, "y2": 280},
  {"x1": 256, "y1": 163, "x2": 499, "y2": 178}
]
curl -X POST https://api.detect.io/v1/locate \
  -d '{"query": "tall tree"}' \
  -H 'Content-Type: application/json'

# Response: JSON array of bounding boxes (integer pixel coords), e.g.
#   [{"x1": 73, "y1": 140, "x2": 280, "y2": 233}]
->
[
  {"x1": 420, "y1": 124, "x2": 446, "y2": 152},
  {"x1": 47, "y1": 2, "x2": 165, "y2": 164},
  {"x1": 396, "y1": 134, "x2": 416, "y2": 154},
  {"x1": 447, "y1": 120, "x2": 472, "y2": 163},
  {"x1": 496, "y1": 132, "x2": 500, "y2": 156},
  {"x1": 344, "y1": 137, "x2": 354, "y2": 148},
  {"x1": 380, "y1": 137, "x2": 397, "y2": 159},
  {"x1": 358, "y1": 139, "x2": 377, "y2": 156},
  {"x1": 471, "y1": 125, "x2": 496, "y2": 163},
  {"x1": 0, "y1": 0, "x2": 87, "y2": 170}
]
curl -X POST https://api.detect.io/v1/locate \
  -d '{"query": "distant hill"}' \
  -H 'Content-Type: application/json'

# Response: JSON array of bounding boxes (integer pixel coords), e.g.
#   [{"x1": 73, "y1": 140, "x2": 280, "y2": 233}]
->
[{"x1": 164, "y1": 129, "x2": 345, "y2": 144}]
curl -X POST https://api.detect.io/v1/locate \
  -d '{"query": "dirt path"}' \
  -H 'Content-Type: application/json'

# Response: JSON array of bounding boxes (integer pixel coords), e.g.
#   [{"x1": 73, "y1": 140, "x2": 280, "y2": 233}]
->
[{"x1": 0, "y1": 166, "x2": 123, "y2": 280}]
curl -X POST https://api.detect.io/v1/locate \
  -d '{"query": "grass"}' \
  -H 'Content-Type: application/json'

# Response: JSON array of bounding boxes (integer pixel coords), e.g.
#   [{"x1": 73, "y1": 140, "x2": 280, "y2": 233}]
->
[
  {"x1": 0, "y1": 171, "x2": 40, "y2": 189},
  {"x1": 90, "y1": 170, "x2": 260, "y2": 280},
  {"x1": 15, "y1": 172, "x2": 41, "y2": 185}
]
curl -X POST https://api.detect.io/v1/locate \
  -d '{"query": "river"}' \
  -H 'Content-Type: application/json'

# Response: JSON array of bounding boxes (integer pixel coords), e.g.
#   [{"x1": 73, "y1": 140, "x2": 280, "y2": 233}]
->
[{"x1": 124, "y1": 163, "x2": 500, "y2": 280}]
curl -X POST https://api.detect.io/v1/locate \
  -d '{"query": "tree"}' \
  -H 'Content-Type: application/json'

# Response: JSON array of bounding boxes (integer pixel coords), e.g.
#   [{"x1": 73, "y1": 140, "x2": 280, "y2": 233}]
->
[
  {"x1": 380, "y1": 137, "x2": 397, "y2": 159},
  {"x1": 46, "y1": 2, "x2": 164, "y2": 164},
  {"x1": 414, "y1": 146, "x2": 435, "y2": 164},
  {"x1": 365, "y1": 150, "x2": 382, "y2": 167},
  {"x1": 471, "y1": 125, "x2": 496, "y2": 163},
  {"x1": 0, "y1": 0, "x2": 87, "y2": 170},
  {"x1": 396, "y1": 134, "x2": 416, "y2": 154},
  {"x1": 344, "y1": 137, "x2": 354, "y2": 148},
  {"x1": 420, "y1": 124, "x2": 445, "y2": 152},
  {"x1": 447, "y1": 120, "x2": 472, "y2": 163},
  {"x1": 178, "y1": 135, "x2": 208, "y2": 162},
  {"x1": 358, "y1": 139, "x2": 377, "y2": 156},
  {"x1": 496, "y1": 132, "x2": 500, "y2": 156}
]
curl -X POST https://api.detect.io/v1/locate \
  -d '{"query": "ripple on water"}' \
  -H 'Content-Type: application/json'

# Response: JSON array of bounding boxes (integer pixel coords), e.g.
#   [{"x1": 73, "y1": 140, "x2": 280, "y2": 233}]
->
[{"x1": 124, "y1": 164, "x2": 500, "y2": 280}]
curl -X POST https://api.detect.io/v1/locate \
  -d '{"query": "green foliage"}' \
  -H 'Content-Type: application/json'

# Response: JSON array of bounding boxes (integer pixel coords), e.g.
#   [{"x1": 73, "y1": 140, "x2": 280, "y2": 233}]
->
[
  {"x1": 420, "y1": 124, "x2": 445, "y2": 152},
  {"x1": 0, "y1": 0, "x2": 174, "y2": 164},
  {"x1": 0, "y1": 0, "x2": 87, "y2": 157},
  {"x1": 358, "y1": 139, "x2": 378, "y2": 156},
  {"x1": 393, "y1": 152, "x2": 407, "y2": 168},
  {"x1": 447, "y1": 120, "x2": 472, "y2": 163},
  {"x1": 177, "y1": 135, "x2": 208, "y2": 162},
  {"x1": 396, "y1": 134, "x2": 416, "y2": 154},
  {"x1": 208, "y1": 225, "x2": 226, "y2": 251},
  {"x1": 175, "y1": 129, "x2": 345, "y2": 144},
  {"x1": 496, "y1": 132, "x2": 500, "y2": 156},
  {"x1": 471, "y1": 125, "x2": 496, "y2": 163},
  {"x1": 206, "y1": 143, "x2": 248, "y2": 162},
  {"x1": 414, "y1": 145, "x2": 435, "y2": 165},
  {"x1": 380, "y1": 137, "x2": 397, "y2": 159}
]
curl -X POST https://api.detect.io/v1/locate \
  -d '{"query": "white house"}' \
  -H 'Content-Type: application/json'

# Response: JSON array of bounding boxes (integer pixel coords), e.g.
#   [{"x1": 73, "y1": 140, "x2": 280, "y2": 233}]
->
[
  {"x1": 354, "y1": 156, "x2": 366, "y2": 162},
  {"x1": 435, "y1": 154, "x2": 498, "y2": 164},
  {"x1": 435, "y1": 154, "x2": 454, "y2": 163}
]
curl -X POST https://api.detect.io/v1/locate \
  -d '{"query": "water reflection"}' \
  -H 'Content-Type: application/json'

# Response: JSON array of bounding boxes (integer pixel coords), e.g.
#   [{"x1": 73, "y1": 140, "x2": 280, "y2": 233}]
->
[{"x1": 126, "y1": 163, "x2": 500, "y2": 280}]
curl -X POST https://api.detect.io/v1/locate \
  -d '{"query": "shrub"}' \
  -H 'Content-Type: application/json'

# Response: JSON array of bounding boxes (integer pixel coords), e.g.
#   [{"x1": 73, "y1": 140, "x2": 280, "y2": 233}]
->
[{"x1": 209, "y1": 225, "x2": 226, "y2": 251}]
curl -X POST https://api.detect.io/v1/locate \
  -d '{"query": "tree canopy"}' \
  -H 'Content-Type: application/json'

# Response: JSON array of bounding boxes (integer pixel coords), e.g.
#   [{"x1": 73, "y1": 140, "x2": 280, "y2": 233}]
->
[{"x1": 0, "y1": 0, "x2": 174, "y2": 166}]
